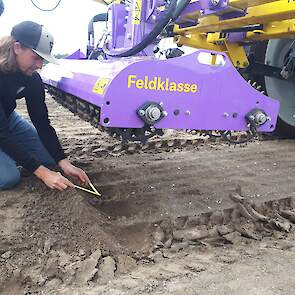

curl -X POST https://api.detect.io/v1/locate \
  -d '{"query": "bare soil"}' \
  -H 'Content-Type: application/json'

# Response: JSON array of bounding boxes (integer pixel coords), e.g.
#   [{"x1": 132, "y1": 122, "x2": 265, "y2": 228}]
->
[{"x1": 1, "y1": 96, "x2": 295, "y2": 294}]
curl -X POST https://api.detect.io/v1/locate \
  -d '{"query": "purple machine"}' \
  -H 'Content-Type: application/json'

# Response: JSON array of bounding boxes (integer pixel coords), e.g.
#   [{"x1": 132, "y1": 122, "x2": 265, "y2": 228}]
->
[{"x1": 41, "y1": 0, "x2": 280, "y2": 143}]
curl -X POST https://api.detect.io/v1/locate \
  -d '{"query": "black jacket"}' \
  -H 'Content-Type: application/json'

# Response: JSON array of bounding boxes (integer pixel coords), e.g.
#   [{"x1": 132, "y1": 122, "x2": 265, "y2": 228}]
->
[{"x1": 0, "y1": 70, "x2": 66, "y2": 172}]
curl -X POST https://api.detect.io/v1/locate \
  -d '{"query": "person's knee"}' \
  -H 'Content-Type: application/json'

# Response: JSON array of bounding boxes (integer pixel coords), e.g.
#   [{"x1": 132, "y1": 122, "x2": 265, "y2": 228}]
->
[{"x1": 0, "y1": 168, "x2": 21, "y2": 190}]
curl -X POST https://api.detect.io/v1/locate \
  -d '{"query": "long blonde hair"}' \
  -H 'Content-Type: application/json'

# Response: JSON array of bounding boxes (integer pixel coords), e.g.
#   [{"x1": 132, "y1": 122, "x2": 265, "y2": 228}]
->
[{"x1": 0, "y1": 36, "x2": 18, "y2": 73}]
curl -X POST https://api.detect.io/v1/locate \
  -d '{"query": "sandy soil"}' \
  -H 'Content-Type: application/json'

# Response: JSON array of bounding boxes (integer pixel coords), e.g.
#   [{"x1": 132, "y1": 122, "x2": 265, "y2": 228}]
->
[{"x1": 1, "y1": 96, "x2": 295, "y2": 294}]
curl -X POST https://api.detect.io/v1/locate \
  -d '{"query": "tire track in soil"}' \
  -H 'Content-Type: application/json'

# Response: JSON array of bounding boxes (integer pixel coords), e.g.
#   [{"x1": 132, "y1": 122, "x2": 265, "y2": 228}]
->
[
  {"x1": 0, "y1": 93, "x2": 293, "y2": 294},
  {"x1": 16, "y1": 96, "x2": 295, "y2": 226}
]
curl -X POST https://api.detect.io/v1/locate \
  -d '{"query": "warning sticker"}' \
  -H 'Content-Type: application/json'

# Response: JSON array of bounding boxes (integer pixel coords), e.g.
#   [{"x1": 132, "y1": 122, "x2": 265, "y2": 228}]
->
[
  {"x1": 132, "y1": 0, "x2": 142, "y2": 25},
  {"x1": 92, "y1": 78, "x2": 110, "y2": 95}
]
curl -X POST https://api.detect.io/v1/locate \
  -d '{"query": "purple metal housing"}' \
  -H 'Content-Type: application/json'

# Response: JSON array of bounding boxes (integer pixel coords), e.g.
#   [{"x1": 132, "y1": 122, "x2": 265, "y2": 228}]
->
[
  {"x1": 41, "y1": 51, "x2": 279, "y2": 132},
  {"x1": 180, "y1": 0, "x2": 245, "y2": 19},
  {"x1": 103, "y1": 0, "x2": 248, "y2": 56},
  {"x1": 106, "y1": 0, "x2": 159, "y2": 56}
]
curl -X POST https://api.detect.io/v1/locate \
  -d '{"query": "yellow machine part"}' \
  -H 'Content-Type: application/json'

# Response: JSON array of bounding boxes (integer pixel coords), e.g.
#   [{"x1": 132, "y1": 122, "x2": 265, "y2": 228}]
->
[
  {"x1": 229, "y1": 0, "x2": 278, "y2": 9},
  {"x1": 174, "y1": 0, "x2": 295, "y2": 68}
]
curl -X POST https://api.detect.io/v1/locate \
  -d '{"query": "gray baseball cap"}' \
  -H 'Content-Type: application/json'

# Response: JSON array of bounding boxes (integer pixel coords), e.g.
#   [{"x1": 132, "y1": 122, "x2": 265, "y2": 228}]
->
[{"x1": 11, "y1": 21, "x2": 59, "y2": 65}]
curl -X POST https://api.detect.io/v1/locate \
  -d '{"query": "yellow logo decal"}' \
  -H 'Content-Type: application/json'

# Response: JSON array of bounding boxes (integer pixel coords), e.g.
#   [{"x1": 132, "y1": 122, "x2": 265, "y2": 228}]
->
[
  {"x1": 93, "y1": 78, "x2": 110, "y2": 95},
  {"x1": 132, "y1": 0, "x2": 142, "y2": 24},
  {"x1": 127, "y1": 75, "x2": 198, "y2": 93}
]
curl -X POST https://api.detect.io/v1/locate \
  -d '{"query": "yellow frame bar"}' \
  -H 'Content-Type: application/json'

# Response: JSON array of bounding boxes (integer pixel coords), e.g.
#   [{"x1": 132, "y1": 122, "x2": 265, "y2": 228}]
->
[
  {"x1": 229, "y1": 0, "x2": 279, "y2": 10},
  {"x1": 175, "y1": 0, "x2": 295, "y2": 34}
]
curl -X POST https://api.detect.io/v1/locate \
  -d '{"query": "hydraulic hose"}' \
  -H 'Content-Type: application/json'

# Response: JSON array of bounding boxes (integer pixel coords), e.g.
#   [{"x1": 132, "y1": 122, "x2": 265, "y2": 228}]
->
[
  {"x1": 103, "y1": 0, "x2": 190, "y2": 57},
  {"x1": 171, "y1": 0, "x2": 191, "y2": 21},
  {"x1": 88, "y1": 13, "x2": 108, "y2": 44}
]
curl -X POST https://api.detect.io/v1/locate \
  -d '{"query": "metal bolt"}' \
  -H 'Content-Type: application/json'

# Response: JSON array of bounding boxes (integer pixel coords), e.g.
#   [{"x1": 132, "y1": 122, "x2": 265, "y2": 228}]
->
[
  {"x1": 211, "y1": 0, "x2": 220, "y2": 6},
  {"x1": 223, "y1": 112, "x2": 229, "y2": 117},
  {"x1": 163, "y1": 111, "x2": 168, "y2": 117},
  {"x1": 221, "y1": 0, "x2": 227, "y2": 7},
  {"x1": 185, "y1": 110, "x2": 191, "y2": 115},
  {"x1": 138, "y1": 109, "x2": 145, "y2": 116},
  {"x1": 146, "y1": 107, "x2": 161, "y2": 121},
  {"x1": 254, "y1": 112, "x2": 267, "y2": 125}
]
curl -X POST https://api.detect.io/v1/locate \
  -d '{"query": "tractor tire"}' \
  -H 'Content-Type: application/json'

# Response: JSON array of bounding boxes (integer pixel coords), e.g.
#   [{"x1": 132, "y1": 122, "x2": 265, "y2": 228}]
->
[{"x1": 264, "y1": 39, "x2": 295, "y2": 138}]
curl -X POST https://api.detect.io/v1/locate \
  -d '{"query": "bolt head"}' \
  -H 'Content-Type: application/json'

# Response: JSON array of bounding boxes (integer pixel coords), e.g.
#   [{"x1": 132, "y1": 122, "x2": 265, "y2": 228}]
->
[
  {"x1": 211, "y1": 0, "x2": 220, "y2": 6},
  {"x1": 148, "y1": 108, "x2": 161, "y2": 120},
  {"x1": 255, "y1": 112, "x2": 267, "y2": 125},
  {"x1": 138, "y1": 109, "x2": 145, "y2": 116}
]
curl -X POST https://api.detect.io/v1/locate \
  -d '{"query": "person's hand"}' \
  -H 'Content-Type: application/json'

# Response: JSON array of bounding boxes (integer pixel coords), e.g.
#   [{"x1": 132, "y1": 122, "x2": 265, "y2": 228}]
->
[
  {"x1": 58, "y1": 159, "x2": 90, "y2": 184},
  {"x1": 34, "y1": 165, "x2": 74, "y2": 191}
]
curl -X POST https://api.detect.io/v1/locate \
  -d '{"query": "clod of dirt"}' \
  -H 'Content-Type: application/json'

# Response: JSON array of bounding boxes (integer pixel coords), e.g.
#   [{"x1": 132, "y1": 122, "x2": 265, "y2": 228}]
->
[
  {"x1": 44, "y1": 256, "x2": 59, "y2": 279},
  {"x1": 223, "y1": 231, "x2": 245, "y2": 244},
  {"x1": 116, "y1": 255, "x2": 137, "y2": 274},
  {"x1": 216, "y1": 255, "x2": 237, "y2": 264},
  {"x1": 173, "y1": 226, "x2": 209, "y2": 241},
  {"x1": 184, "y1": 263, "x2": 207, "y2": 273},
  {"x1": 75, "y1": 249, "x2": 102, "y2": 285},
  {"x1": 169, "y1": 241, "x2": 191, "y2": 253},
  {"x1": 95, "y1": 256, "x2": 116, "y2": 284},
  {"x1": 148, "y1": 251, "x2": 164, "y2": 263},
  {"x1": 75, "y1": 259, "x2": 97, "y2": 285}
]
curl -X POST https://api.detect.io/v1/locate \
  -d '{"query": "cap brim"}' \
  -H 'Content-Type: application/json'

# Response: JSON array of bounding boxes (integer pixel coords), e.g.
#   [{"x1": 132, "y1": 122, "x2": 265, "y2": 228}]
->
[{"x1": 32, "y1": 49, "x2": 60, "y2": 65}]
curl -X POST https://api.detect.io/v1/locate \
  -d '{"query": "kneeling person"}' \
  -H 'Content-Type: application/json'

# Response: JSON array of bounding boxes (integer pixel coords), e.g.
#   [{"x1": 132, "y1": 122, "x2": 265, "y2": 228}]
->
[{"x1": 0, "y1": 21, "x2": 89, "y2": 190}]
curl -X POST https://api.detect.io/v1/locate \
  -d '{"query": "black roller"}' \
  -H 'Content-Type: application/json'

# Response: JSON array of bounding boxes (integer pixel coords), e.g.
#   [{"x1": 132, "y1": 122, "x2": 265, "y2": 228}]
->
[{"x1": 265, "y1": 39, "x2": 295, "y2": 138}]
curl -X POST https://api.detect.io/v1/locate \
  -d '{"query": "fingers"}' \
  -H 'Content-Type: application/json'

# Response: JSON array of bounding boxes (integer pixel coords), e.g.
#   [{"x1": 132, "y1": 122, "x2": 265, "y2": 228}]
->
[
  {"x1": 54, "y1": 184, "x2": 65, "y2": 192},
  {"x1": 46, "y1": 169, "x2": 90, "y2": 192},
  {"x1": 79, "y1": 170, "x2": 90, "y2": 184},
  {"x1": 64, "y1": 177, "x2": 75, "y2": 188},
  {"x1": 52, "y1": 174, "x2": 74, "y2": 191},
  {"x1": 61, "y1": 163, "x2": 90, "y2": 184},
  {"x1": 69, "y1": 168, "x2": 90, "y2": 184}
]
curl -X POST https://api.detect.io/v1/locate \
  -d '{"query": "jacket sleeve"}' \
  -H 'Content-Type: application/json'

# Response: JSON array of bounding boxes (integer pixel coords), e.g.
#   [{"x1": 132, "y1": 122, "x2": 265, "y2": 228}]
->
[
  {"x1": 0, "y1": 84, "x2": 42, "y2": 173},
  {"x1": 25, "y1": 72, "x2": 66, "y2": 163}
]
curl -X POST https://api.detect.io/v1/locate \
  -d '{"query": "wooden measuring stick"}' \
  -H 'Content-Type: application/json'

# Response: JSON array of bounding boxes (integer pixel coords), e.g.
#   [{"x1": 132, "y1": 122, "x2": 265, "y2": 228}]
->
[
  {"x1": 89, "y1": 181, "x2": 101, "y2": 196},
  {"x1": 74, "y1": 184, "x2": 100, "y2": 197}
]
